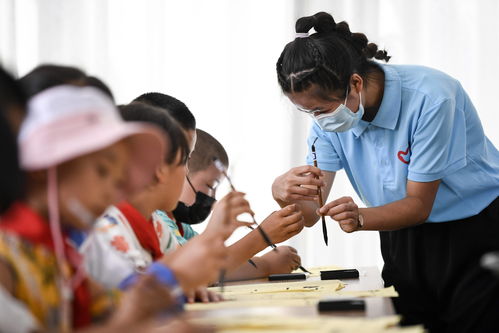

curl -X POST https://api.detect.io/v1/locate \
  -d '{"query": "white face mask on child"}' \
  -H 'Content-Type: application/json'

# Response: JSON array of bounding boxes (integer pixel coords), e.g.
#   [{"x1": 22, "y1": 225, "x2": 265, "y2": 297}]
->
[{"x1": 313, "y1": 90, "x2": 364, "y2": 132}]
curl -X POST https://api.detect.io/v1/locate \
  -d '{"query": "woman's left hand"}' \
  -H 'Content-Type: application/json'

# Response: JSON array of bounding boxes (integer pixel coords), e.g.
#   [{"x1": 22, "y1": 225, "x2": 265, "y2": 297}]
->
[{"x1": 318, "y1": 196, "x2": 361, "y2": 233}]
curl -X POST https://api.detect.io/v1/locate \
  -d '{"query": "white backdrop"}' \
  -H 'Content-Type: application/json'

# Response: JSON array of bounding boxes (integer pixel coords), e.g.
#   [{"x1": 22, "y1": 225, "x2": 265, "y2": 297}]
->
[{"x1": 1, "y1": 0, "x2": 498, "y2": 270}]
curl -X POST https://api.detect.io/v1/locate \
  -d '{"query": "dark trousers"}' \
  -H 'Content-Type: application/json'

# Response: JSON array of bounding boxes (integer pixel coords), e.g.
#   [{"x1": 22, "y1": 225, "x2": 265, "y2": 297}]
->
[{"x1": 380, "y1": 197, "x2": 499, "y2": 333}]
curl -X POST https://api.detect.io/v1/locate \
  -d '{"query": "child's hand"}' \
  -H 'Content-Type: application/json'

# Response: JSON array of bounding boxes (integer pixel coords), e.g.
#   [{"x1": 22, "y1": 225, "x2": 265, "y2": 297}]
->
[
  {"x1": 260, "y1": 246, "x2": 302, "y2": 275},
  {"x1": 205, "y1": 191, "x2": 254, "y2": 239},
  {"x1": 160, "y1": 233, "x2": 227, "y2": 290},
  {"x1": 260, "y1": 204, "x2": 305, "y2": 244},
  {"x1": 111, "y1": 274, "x2": 174, "y2": 326},
  {"x1": 185, "y1": 286, "x2": 223, "y2": 303}
]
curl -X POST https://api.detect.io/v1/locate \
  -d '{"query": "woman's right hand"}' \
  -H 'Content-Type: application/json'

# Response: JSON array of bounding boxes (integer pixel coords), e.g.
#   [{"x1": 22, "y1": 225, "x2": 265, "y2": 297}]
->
[{"x1": 271, "y1": 165, "x2": 325, "y2": 203}]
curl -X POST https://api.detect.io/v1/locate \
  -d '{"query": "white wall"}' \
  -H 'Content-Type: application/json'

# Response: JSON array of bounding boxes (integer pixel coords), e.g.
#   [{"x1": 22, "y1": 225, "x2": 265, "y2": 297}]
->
[{"x1": 1, "y1": 0, "x2": 497, "y2": 270}]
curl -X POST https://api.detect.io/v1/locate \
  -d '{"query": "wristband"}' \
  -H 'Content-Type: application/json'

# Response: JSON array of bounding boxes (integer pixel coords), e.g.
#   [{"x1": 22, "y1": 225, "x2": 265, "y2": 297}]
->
[{"x1": 119, "y1": 262, "x2": 185, "y2": 311}]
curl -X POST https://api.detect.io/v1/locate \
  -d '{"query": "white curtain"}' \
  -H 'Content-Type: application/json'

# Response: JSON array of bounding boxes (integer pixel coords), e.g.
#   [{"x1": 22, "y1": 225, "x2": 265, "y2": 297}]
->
[{"x1": 1, "y1": 0, "x2": 498, "y2": 270}]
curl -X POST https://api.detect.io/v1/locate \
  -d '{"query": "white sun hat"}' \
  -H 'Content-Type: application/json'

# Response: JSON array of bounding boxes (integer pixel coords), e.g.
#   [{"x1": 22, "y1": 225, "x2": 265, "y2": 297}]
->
[{"x1": 18, "y1": 85, "x2": 167, "y2": 193}]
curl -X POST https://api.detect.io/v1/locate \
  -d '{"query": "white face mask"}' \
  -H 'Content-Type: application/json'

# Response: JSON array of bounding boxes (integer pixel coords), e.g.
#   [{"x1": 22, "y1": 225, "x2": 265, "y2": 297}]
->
[{"x1": 312, "y1": 91, "x2": 364, "y2": 132}]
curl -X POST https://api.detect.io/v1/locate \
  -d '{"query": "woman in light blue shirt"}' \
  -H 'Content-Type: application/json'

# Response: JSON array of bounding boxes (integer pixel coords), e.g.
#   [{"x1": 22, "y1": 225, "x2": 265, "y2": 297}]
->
[{"x1": 272, "y1": 12, "x2": 499, "y2": 333}]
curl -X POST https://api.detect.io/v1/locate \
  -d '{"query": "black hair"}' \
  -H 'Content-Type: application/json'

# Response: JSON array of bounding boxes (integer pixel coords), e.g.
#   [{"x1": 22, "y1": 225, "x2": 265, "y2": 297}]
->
[
  {"x1": 18, "y1": 64, "x2": 114, "y2": 101},
  {"x1": 85, "y1": 76, "x2": 115, "y2": 102},
  {"x1": 119, "y1": 102, "x2": 190, "y2": 166},
  {"x1": 276, "y1": 12, "x2": 390, "y2": 100},
  {"x1": 188, "y1": 129, "x2": 229, "y2": 174},
  {"x1": 133, "y1": 92, "x2": 196, "y2": 131},
  {"x1": 0, "y1": 67, "x2": 26, "y2": 213}
]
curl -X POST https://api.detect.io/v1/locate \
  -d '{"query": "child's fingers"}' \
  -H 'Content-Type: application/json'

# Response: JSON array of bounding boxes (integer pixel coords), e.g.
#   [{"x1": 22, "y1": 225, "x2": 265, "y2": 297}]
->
[
  {"x1": 292, "y1": 255, "x2": 301, "y2": 266},
  {"x1": 235, "y1": 220, "x2": 254, "y2": 228},
  {"x1": 277, "y1": 204, "x2": 297, "y2": 217},
  {"x1": 209, "y1": 291, "x2": 222, "y2": 302},
  {"x1": 200, "y1": 290, "x2": 210, "y2": 303},
  {"x1": 283, "y1": 210, "x2": 304, "y2": 223}
]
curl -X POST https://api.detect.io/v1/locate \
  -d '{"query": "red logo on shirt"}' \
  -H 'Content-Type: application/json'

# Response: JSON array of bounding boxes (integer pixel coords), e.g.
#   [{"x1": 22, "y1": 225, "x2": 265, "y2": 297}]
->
[
  {"x1": 111, "y1": 236, "x2": 129, "y2": 253},
  {"x1": 155, "y1": 221, "x2": 163, "y2": 238},
  {"x1": 397, "y1": 146, "x2": 411, "y2": 164}
]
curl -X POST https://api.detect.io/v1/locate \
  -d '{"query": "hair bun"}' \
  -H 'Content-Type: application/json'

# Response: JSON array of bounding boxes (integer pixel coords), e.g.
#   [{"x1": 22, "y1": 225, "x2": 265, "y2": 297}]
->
[
  {"x1": 295, "y1": 12, "x2": 336, "y2": 34},
  {"x1": 312, "y1": 12, "x2": 336, "y2": 33},
  {"x1": 364, "y1": 42, "x2": 391, "y2": 62}
]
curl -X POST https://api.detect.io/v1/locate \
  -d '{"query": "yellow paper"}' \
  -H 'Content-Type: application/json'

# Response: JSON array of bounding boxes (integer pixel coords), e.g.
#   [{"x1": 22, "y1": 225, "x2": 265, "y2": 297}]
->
[
  {"x1": 186, "y1": 298, "x2": 318, "y2": 311},
  {"x1": 292, "y1": 265, "x2": 343, "y2": 277},
  {"x1": 337, "y1": 286, "x2": 399, "y2": 298},
  {"x1": 211, "y1": 279, "x2": 345, "y2": 301},
  {"x1": 187, "y1": 282, "x2": 399, "y2": 311},
  {"x1": 190, "y1": 314, "x2": 424, "y2": 333}
]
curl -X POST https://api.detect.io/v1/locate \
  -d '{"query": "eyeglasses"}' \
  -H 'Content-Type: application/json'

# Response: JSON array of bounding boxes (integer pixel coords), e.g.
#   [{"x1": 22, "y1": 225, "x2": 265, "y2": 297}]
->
[{"x1": 294, "y1": 87, "x2": 350, "y2": 115}]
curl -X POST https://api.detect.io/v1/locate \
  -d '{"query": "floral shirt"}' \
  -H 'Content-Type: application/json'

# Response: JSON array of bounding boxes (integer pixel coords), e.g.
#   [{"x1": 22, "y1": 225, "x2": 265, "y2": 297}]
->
[
  {"x1": 153, "y1": 210, "x2": 198, "y2": 248},
  {"x1": 0, "y1": 203, "x2": 116, "y2": 332},
  {"x1": 81, "y1": 202, "x2": 179, "y2": 288}
]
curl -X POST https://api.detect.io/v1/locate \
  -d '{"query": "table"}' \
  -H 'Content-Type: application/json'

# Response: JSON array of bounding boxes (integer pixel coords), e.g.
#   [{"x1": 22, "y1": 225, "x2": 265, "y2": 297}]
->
[{"x1": 188, "y1": 266, "x2": 395, "y2": 319}]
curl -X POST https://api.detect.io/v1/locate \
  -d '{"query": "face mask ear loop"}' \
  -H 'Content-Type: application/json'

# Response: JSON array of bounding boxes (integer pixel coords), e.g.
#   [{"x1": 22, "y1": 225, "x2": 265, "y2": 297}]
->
[
  {"x1": 185, "y1": 175, "x2": 197, "y2": 195},
  {"x1": 344, "y1": 86, "x2": 349, "y2": 105},
  {"x1": 47, "y1": 166, "x2": 71, "y2": 331}
]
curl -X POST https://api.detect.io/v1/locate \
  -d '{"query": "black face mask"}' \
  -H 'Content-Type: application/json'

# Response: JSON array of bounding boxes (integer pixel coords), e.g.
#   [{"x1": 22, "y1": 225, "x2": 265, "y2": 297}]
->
[{"x1": 172, "y1": 176, "x2": 216, "y2": 225}]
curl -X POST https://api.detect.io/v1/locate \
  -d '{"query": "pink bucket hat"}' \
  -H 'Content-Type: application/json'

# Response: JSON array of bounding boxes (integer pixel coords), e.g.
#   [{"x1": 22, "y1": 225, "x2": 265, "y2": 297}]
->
[{"x1": 18, "y1": 85, "x2": 167, "y2": 193}]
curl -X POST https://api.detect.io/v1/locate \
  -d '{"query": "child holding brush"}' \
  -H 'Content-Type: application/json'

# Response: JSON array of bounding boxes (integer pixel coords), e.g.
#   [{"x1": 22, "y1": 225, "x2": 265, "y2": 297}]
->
[{"x1": 157, "y1": 128, "x2": 305, "y2": 282}]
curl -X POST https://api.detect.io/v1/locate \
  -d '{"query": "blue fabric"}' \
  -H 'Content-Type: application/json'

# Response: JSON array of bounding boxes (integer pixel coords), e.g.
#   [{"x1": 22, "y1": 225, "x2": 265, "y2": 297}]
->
[
  {"x1": 307, "y1": 64, "x2": 499, "y2": 222},
  {"x1": 119, "y1": 262, "x2": 184, "y2": 311},
  {"x1": 68, "y1": 228, "x2": 87, "y2": 248},
  {"x1": 154, "y1": 210, "x2": 198, "y2": 245}
]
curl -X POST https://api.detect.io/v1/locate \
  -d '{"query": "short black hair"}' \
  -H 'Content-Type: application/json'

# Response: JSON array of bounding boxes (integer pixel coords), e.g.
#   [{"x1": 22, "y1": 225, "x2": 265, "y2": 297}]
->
[
  {"x1": 188, "y1": 129, "x2": 229, "y2": 174},
  {"x1": 18, "y1": 64, "x2": 114, "y2": 101},
  {"x1": 133, "y1": 92, "x2": 196, "y2": 131},
  {"x1": 119, "y1": 102, "x2": 190, "y2": 166},
  {"x1": 0, "y1": 67, "x2": 27, "y2": 111},
  {"x1": 0, "y1": 66, "x2": 26, "y2": 213}
]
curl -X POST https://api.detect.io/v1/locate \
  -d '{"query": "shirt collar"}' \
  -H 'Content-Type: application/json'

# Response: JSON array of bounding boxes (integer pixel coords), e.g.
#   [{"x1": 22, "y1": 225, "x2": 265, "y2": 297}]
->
[
  {"x1": 117, "y1": 201, "x2": 162, "y2": 259},
  {"x1": 0, "y1": 202, "x2": 55, "y2": 250},
  {"x1": 351, "y1": 64, "x2": 402, "y2": 137}
]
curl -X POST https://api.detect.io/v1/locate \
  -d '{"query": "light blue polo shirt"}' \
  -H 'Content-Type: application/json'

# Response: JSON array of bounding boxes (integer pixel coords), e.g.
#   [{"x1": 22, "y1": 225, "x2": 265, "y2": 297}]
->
[{"x1": 307, "y1": 64, "x2": 499, "y2": 222}]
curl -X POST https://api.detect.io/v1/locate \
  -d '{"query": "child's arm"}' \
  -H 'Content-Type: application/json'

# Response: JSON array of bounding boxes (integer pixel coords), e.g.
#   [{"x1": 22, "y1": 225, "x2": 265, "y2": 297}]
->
[{"x1": 225, "y1": 246, "x2": 301, "y2": 281}]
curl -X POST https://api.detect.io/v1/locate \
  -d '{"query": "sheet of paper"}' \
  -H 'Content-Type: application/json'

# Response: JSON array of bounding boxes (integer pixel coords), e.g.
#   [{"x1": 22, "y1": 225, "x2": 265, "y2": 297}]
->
[
  {"x1": 186, "y1": 286, "x2": 398, "y2": 311},
  {"x1": 292, "y1": 265, "x2": 343, "y2": 277},
  {"x1": 336, "y1": 286, "x2": 399, "y2": 298},
  {"x1": 186, "y1": 298, "x2": 319, "y2": 311},
  {"x1": 209, "y1": 279, "x2": 345, "y2": 301},
  {"x1": 190, "y1": 314, "x2": 424, "y2": 333}
]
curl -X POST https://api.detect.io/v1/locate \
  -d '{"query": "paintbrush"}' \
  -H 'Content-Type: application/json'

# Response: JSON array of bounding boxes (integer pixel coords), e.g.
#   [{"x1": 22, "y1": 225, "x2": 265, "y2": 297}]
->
[
  {"x1": 213, "y1": 158, "x2": 277, "y2": 252},
  {"x1": 312, "y1": 137, "x2": 328, "y2": 246},
  {"x1": 213, "y1": 158, "x2": 311, "y2": 274}
]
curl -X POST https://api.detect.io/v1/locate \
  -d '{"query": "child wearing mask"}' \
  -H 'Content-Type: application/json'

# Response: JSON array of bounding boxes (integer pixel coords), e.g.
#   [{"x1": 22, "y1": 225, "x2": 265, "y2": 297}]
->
[
  {"x1": 134, "y1": 93, "x2": 305, "y2": 282},
  {"x1": 156, "y1": 129, "x2": 305, "y2": 283},
  {"x1": 81, "y1": 102, "x2": 252, "y2": 299}
]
